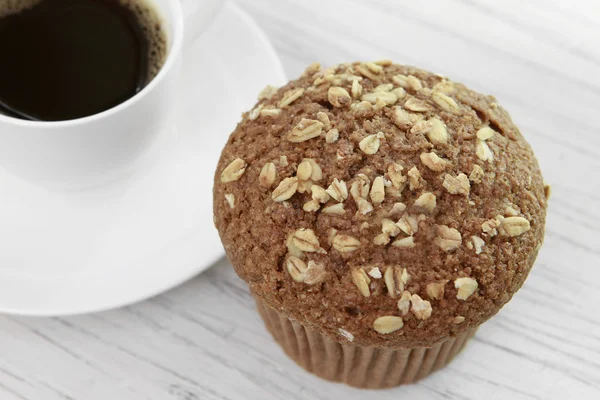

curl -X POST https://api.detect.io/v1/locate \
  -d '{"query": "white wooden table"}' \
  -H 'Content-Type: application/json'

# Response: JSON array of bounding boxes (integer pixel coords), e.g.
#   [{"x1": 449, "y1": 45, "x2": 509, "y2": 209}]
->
[{"x1": 1, "y1": 1, "x2": 599, "y2": 399}]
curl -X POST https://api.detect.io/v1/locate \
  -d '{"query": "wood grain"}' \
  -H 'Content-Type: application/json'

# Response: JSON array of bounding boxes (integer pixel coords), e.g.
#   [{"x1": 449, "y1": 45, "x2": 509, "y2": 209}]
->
[{"x1": 1, "y1": 0, "x2": 599, "y2": 399}]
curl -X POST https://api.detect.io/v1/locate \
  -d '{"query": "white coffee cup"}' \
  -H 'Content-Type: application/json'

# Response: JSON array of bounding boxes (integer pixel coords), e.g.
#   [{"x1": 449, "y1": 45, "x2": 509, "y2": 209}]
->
[{"x1": 0, "y1": 0, "x2": 224, "y2": 188}]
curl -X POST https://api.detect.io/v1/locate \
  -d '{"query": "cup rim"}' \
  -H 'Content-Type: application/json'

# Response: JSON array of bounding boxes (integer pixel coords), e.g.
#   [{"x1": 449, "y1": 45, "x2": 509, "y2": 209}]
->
[{"x1": 0, "y1": 0, "x2": 185, "y2": 129}]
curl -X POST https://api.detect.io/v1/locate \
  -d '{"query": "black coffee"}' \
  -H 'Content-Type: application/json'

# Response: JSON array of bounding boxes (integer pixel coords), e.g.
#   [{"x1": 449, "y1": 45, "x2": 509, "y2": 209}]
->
[{"x1": 0, "y1": 0, "x2": 166, "y2": 121}]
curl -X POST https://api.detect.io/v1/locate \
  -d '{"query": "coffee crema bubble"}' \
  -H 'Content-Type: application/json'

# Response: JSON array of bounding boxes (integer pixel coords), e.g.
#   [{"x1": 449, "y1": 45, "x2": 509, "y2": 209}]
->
[{"x1": 0, "y1": 0, "x2": 167, "y2": 121}]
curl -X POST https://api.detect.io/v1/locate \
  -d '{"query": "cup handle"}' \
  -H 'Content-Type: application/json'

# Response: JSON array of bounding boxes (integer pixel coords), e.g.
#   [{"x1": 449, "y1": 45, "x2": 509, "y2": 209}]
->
[{"x1": 179, "y1": 0, "x2": 225, "y2": 45}]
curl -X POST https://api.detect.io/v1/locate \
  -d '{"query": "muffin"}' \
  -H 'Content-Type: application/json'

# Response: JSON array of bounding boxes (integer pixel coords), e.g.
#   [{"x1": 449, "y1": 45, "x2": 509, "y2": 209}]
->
[{"x1": 213, "y1": 61, "x2": 548, "y2": 388}]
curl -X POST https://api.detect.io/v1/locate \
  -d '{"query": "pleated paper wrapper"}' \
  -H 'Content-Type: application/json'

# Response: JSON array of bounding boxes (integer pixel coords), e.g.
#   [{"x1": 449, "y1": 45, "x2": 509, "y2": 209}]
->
[{"x1": 256, "y1": 298, "x2": 477, "y2": 388}]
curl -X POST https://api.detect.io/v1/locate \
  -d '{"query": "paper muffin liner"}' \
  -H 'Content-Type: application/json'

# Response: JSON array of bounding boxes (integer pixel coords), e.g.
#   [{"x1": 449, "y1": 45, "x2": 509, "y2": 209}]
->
[{"x1": 256, "y1": 298, "x2": 477, "y2": 388}]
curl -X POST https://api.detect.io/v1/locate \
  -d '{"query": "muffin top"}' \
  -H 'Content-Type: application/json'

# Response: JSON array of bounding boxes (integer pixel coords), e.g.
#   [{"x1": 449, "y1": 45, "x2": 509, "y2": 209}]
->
[{"x1": 213, "y1": 61, "x2": 548, "y2": 348}]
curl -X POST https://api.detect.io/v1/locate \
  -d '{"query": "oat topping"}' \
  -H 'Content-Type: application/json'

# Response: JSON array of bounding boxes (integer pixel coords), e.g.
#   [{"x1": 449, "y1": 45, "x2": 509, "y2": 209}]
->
[
  {"x1": 303, "y1": 200, "x2": 320, "y2": 212},
  {"x1": 392, "y1": 74, "x2": 422, "y2": 91},
  {"x1": 315, "y1": 111, "x2": 331, "y2": 130},
  {"x1": 420, "y1": 152, "x2": 449, "y2": 171},
  {"x1": 414, "y1": 192, "x2": 437, "y2": 214},
  {"x1": 470, "y1": 235, "x2": 485, "y2": 254},
  {"x1": 391, "y1": 87, "x2": 406, "y2": 100},
  {"x1": 310, "y1": 185, "x2": 330, "y2": 203},
  {"x1": 285, "y1": 232, "x2": 303, "y2": 258},
  {"x1": 397, "y1": 214, "x2": 419, "y2": 236},
  {"x1": 355, "y1": 198, "x2": 373, "y2": 215},
  {"x1": 338, "y1": 328, "x2": 354, "y2": 342},
  {"x1": 373, "y1": 316, "x2": 404, "y2": 334},
  {"x1": 287, "y1": 118, "x2": 324, "y2": 143},
  {"x1": 384, "y1": 266, "x2": 409, "y2": 298},
  {"x1": 482, "y1": 218, "x2": 500, "y2": 237},
  {"x1": 372, "y1": 83, "x2": 392, "y2": 92},
  {"x1": 391, "y1": 236, "x2": 415, "y2": 248},
  {"x1": 374, "y1": 59, "x2": 393, "y2": 66},
  {"x1": 327, "y1": 178, "x2": 349, "y2": 202},
  {"x1": 356, "y1": 64, "x2": 380, "y2": 80},
  {"x1": 373, "y1": 98, "x2": 385, "y2": 112},
  {"x1": 392, "y1": 106, "x2": 423, "y2": 128},
  {"x1": 249, "y1": 104, "x2": 263, "y2": 120},
  {"x1": 328, "y1": 87, "x2": 352, "y2": 108},
  {"x1": 370, "y1": 176, "x2": 386, "y2": 204},
  {"x1": 368, "y1": 267, "x2": 382, "y2": 279},
  {"x1": 381, "y1": 218, "x2": 401, "y2": 237},
  {"x1": 332, "y1": 234, "x2": 361, "y2": 252},
  {"x1": 498, "y1": 216, "x2": 531, "y2": 237},
  {"x1": 476, "y1": 139, "x2": 494, "y2": 161},
  {"x1": 291, "y1": 228, "x2": 322, "y2": 253},
  {"x1": 359, "y1": 132, "x2": 384, "y2": 155},
  {"x1": 387, "y1": 163, "x2": 406, "y2": 189},
  {"x1": 412, "y1": 118, "x2": 448, "y2": 145},
  {"x1": 257, "y1": 163, "x2": 275, "y2": 188},
  {"x1": 397, "y1": 291, "x2": 412, "y2": 315},
  {"x1": 225, "y1": 193, "x2": 235, "y2": 209},
  {"x1": 303, "y1": 261, "x2": 327, "y2": 285},
  {"x1": 259, "y1": 106, "x2": 282, "y2": 118},
  {"x1": 432, "y1": 81, "x2": 456, "y2": 94},
  {"x1": 401, "y1": 268, "x2": 410, "y2": 285},
  {"x1": 373, "y1": 232, "x2": 391, "y2": 246},
  {"x1": 313, "y1": 69, "x2": 335, "y2": 86},
  {"x1": 411, "y1": 294, "x2": 433, "y2": 320},
  {"x1": 326, "y1": 228, "x2": 338, "y2": 245},
  {"x1": 454, "y1": 277, "x2": 478, "y2": 300},
  {"x1": 296, "y1": 160, "x2": 312, "y2": 181},
  {"x1": 297, "y1": 179, "x2": 313, "y2": 194},
  {"x1": 221, "y1": 158, "x2": 247, "y2": 183},
  {"x1": 432, "y1": 91, "x2": 459, "y2": 113},
  {"x1": 351, "y1": 268, "x2": 371, "y2": 297},
  {"x1": 426, "y1": 281, "x2": 447, "y2": 300},
  {"x1": 351, "y1": 79, "x2": 363, "y2": 99},
  {"x1": 272, "y1": 177, "x2": 299, "y2": 202},
  {"x1": 453, "y1": 316, "x2": 465, "y2": 324},
  {"x1": 388, "y1": 202, "x2": 407, "y2": 217},
  {"x1": 257, "y1": 85, "x2": 278, "y2": 100},
  {"x1": 504, "y1": 206, "x2": 518, "y2": 217},
  {"x1": 434, "y1": 225, "x2": 462, "y2": 252},
  {"x1": 362, "y1": 62, "x2": 382, "y2": 74},
  {"x1": 361, "y1": 91, "x2": 398, "y2": 105},
  {"x1": 325, "y1": 128, "x2": 339, "y2": 143},
  {"x1": 278, "y1": 87, "x2": 305, "y2": 108},
  {"x1": 469, "y1": 165, "x2": 484, "y2": 183},
  {"x1": 443, "y1": 173, "x2": 471, "y2": 196},
  {"x1": 303, "y1": 62, "x2": 321, "y2": 76},
  {"x1": 304, "y1": 159, "x2": 322, "y2": 181},
  {"x1": 286, "y1": 256, "x2": 307, "y2": 282},
  {"x1": 476, "y1": 127, "x2": 495, "y2": 141},
  {"x1": 407, "y1": 166, "x2": 422, "y2": 190},
  {"x1": 279, "y1": 155, "x2": 289, "y2": 167},
  {"x1": 404, "y1": 97, "x2": 429, "y2": 112},
  {"x1": 385, "y1": 185, "x2": 403, "y2": 199},
  {"x1": 312, "y1": 75, "x2": 330, "y2": 87},
  {"x1": 352, "y1": 100, "x2": 374, "y2": 116},
  {"x1": 322, "y1": 203, "x2": 346, "y2": 215}
]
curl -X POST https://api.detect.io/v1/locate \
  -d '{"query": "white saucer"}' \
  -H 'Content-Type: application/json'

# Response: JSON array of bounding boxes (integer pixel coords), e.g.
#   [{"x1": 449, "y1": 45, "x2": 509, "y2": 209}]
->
[{"x1": 0, "y1": 2, "x2": 286, "y2": 316}]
